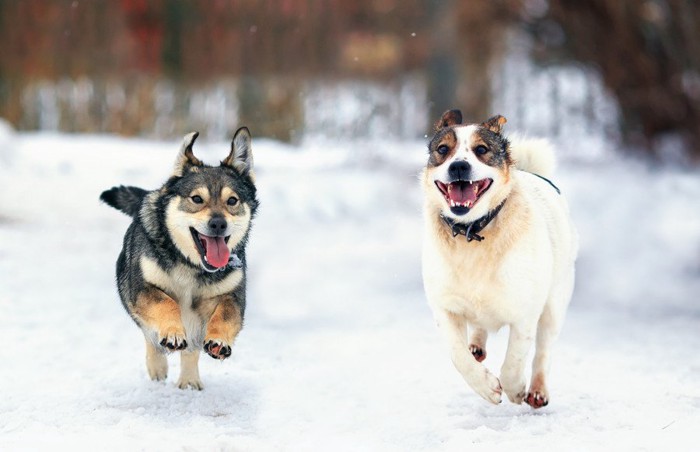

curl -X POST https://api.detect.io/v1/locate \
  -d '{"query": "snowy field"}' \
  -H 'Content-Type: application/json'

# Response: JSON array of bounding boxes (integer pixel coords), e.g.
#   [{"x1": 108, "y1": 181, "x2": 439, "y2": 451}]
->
[{"x1": 1, "y1": 130, "x2": 699, "y2": 451}]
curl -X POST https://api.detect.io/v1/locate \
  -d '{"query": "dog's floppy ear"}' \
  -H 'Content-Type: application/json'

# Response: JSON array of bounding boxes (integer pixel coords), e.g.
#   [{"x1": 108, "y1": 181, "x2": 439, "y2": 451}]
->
[
  {"x1": 173, "y1": 132, "x2": 203, "y2": 176},
  {"x1": 481, "y1": 115, "x2": 507, "y2": 134},
  {"x1": 435, "y1": 109, "x2": 463, "y2": 131},
  {"x1": 222, "y1": 126, "x2": 254, "y2": 176}
]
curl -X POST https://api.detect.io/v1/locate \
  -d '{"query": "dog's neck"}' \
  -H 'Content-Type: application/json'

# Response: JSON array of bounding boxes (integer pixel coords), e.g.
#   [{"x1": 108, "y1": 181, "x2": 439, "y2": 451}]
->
[{"x1": 439, "y1": 199, "x2": 507, "y2": 242}]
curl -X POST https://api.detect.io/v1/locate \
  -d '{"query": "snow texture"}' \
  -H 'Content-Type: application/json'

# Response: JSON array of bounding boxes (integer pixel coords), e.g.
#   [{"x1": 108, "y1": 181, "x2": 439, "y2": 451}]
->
[{"x1": 0, "y1": 132, "x2": 699, "y2": 451}]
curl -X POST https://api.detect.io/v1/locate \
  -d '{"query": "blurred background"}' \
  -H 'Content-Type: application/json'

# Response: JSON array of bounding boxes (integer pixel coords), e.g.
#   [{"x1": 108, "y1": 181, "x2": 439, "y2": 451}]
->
[
  {"x1": 1, "y1": 0, "x2": 699, "y2": 160},
  {"x1": 1, "y1": 2, "x2": 700, "y2": 448}
]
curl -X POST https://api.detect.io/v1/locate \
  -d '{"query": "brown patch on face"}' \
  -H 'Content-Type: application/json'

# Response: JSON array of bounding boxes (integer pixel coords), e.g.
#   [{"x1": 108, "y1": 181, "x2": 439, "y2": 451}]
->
[
  {"x1": 203, "y1": 296, "x2": 243, "y2": 345},
  {"x1": 182, "y1": 186, "x2": 242, "y2": 218},
  {"x1": 473, "y1": 127, "x2": 513, "y2": 169},
  {"x1": 178, "y1": 187, "x2": 238, "y2": 230},
  {"x1": 435, "y1": 109, "x2": 463, "y2": 131},
  {"x1": 427, "y1": 128, "x2": 458, "y2": 167},
  {"x1": 180, "y1": 188, "x2": 211, "y2": 213}
]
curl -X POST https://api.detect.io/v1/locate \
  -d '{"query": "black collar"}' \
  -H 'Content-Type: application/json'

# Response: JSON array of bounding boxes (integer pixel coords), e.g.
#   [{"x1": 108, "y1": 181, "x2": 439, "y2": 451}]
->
[
  {"x1": 440, "y1": 199, "x2": 507, "y2": 242},
  {"x1": 530, "y1": 172, "x2": 561, "y2": 194}
]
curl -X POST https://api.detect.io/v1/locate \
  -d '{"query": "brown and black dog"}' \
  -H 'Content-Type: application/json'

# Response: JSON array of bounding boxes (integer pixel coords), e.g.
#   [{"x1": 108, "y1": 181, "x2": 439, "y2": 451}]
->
[{"x1": 101, "y1": 128, "x2": 257, "y2": 389}]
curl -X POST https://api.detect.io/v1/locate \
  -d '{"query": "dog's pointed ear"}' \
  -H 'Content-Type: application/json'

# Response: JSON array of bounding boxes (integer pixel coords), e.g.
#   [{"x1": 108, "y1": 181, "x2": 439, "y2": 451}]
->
[
  {"x1": 222, "y1": 126, "x2": 253, "y2": 176},
  {"x1": 435, "y1": 109, "x2": 463, "y2": 131},
  {"x1": 173, "y1": 132, "x2": 202, "y2": 176},
  {"x1": 481, "y1": 115, "x2": 507, "y2": 134}
]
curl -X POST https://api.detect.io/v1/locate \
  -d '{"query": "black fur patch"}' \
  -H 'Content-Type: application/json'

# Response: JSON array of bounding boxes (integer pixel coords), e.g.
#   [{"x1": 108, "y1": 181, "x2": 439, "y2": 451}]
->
[
  {"x1": 100, "y1": 185, "x2": 149, "y2": 217},
  {"x1": 473, "y1": 127, "x2": 512, "y2": 168}
]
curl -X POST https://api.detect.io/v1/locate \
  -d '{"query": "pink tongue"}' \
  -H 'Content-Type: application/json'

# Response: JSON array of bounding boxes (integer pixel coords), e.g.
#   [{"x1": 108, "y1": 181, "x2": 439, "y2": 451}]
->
[
  {"x1": 200, "y1": 235, "x2": 230, "y2": 268},
  {"x1": 448, "y1": 183, "x2": 478, "y2": 203}
]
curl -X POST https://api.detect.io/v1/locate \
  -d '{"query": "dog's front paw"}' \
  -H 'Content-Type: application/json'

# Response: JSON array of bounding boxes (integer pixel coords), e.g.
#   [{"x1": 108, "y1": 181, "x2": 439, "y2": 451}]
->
[
  {"x1": 525, "y1": 373, "x2": 549, "y2": 408},
  {"x1": 471, "y1": 368, "x2": 502, "y2": 405},
  {"x1": 469, "y1": 344, "x2": 486, "y2": 362},
  {"x1": 525, "y1": 391, "x2": 549, "y2": 408},
  {"x1": 204, "y1": 339, "x2": 232, "y2": 360},
  {"x1": 159, "y1": 329, "x2": 187, "y2": 351}
]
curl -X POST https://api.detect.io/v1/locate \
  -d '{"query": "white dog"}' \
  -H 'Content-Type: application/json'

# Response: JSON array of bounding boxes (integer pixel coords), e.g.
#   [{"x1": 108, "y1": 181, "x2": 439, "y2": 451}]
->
[{"x1": 421, "y1": 110, "x2": 577, "y2": 408}]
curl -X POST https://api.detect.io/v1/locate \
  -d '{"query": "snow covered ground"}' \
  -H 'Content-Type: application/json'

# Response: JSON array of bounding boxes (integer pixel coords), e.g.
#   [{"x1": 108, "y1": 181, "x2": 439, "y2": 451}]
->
[{"x1": 0, "y1": 131, "x2": 699, "y2": 451}]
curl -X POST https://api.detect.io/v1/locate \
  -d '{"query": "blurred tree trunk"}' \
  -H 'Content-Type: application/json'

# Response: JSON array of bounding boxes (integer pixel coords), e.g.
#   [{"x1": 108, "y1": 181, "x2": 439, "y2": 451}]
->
[
  {"x1": 426, "y1": 0, "x2": 458, "y2": 126},
  {"x1": 540, "y1": 0, "x2": 700, "y2": 159},
  {"x1": 427, "y1": 0, "x2": 515, "y2": 127}
]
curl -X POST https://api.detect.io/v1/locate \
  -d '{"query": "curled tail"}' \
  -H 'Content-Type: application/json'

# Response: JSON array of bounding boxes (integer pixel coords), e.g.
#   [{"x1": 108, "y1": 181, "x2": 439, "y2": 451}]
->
[
  {"x1": 508, "y1": 135, "x2": 556, "y2": 177},
  {"x1": 100, "y1": 185, "x2": 148, "y2": 217}
]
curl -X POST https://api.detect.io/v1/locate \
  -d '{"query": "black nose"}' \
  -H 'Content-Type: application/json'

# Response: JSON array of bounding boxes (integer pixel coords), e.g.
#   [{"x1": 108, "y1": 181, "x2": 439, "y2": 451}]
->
[
  {"x1": 208, "y1": 216, "x2": 227, "y2": 235},
  {"x1": 447, "y1": 161, "x2": 471, "y2": 181}
]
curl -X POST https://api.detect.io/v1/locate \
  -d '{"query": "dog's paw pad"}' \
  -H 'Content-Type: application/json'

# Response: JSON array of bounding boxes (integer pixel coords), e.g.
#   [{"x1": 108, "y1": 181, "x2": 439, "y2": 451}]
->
[
  {"x1": 469, "y1": 345, "x2": 486, "y2": 362},
  {"x1": 525, "y1": 391, "x2": 549, "y2": 409},
  {"x1": 159, "y1": 334, "x2": 187, "y2": 351},
  {"x1": 204, "y1": 340, "x2": 231, "y2": 360}
]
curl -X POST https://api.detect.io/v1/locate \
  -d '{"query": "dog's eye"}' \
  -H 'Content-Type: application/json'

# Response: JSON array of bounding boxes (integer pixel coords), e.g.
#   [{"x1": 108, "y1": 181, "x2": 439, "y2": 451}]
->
[
  {"x1": 437, "y1": 145, "x2": 449, "y2": 155},
  {"x1": 227, "y1": 196, "x2": 239, "y2": 206},
  {"x1": 191, "y1": 195, "x2": 204, "y2": 204},
  {"x1": 475, "y1": 145, "x2": 488, "y2": 155}
]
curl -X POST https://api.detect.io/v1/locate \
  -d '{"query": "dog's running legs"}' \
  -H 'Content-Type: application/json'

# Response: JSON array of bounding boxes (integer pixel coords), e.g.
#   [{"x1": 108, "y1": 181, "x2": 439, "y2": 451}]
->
[
  {"x1": 177, "y1": 350, "x2": 203, "y2": 390},
  {"x1": 468, "y1": 327, "x2": 488, "y2": 362},
  {"x1": 500, "y1": 325, "x2": 536, "y2": 404},
  {"x1": 434, "y1": 309, "x2": 502, "y2": 404},
  {"x1": 145, "y1": 338, "x2": 168, "y2": 381}
]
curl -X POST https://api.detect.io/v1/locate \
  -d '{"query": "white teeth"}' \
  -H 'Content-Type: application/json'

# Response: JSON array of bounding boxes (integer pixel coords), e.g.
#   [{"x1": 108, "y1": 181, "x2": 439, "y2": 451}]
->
[{"x1": 448, "y1": 200, "x2": 474, "y2": 208}]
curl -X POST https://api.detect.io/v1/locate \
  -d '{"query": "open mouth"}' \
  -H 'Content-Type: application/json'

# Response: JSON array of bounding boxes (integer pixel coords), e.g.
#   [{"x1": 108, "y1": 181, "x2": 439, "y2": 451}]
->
[
  {"x1": 189, "y1": 227, "x2": 231, "y2": 271},
  {"x1": 435, "y1": 178, "x2": 492, "y2": 215}
]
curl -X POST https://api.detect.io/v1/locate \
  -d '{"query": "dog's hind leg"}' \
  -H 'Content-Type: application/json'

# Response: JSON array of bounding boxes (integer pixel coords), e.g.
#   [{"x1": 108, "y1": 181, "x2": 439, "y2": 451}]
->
[
  {"x1": 500, "y1": 324, "x2": 536, "y2": 405},
  {"x1": 145, "y1": 338, "x2": 168, "y2": 381},
  {"x1": 527, "y1": 272, "x2": 573, "y2": 408},
  {"x1": 526, "y1": 307, "x2": 556, "y2": 408},
  {"x1": 468, "y1": 327, "x2": 488, "y2": 362},
  {"x1": 434, "y1": 309, "x2": 502, "y2": 404},
  {"x1": 177, "y1": 350, "x2": 203, "y2": 390},
  {"x1": 527, "y1": 299, "x2": 569, "y2": 407}
]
